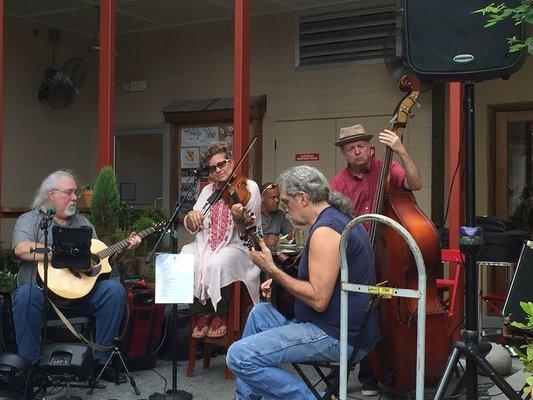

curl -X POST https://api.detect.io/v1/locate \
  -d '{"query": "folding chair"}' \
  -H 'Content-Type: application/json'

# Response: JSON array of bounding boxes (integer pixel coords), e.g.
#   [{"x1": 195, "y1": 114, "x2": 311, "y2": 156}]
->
[
  {"x1": 291, "y1": 294, "x2": 381, "y2": 400},
  {"x1": 436, "y1": 249, "x2": 464, "y2": 317}
]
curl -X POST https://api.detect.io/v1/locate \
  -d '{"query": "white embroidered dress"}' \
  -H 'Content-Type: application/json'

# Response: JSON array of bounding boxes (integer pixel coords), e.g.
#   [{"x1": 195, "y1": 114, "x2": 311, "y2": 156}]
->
[{"x1": 181, "y1": 179, "x2": 261, "y2": 310}]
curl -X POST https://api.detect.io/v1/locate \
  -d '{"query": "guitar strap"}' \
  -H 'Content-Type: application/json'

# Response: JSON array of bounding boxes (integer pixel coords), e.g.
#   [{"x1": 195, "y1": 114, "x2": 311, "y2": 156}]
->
[{"x1": 49, "y1": 300, "x2": 113, "y2": 351}]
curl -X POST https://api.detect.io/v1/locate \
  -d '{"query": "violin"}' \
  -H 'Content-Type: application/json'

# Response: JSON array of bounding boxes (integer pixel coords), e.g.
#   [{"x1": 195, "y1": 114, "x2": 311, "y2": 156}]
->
[
  {"x1": 203, "y1": 136, "x2": 258, "y2": 215},
  {"x1": 218, "y1": 174, "x2": 252, "y2": 208}
]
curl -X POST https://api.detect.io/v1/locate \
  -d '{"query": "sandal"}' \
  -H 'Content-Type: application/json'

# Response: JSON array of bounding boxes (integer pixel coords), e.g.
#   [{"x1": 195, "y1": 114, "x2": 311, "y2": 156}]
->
[
  {"x1": 207, "y1": 315, "x2": 227, "y2": 338},
  {"x1": 192, "y1": 315, "x2": 212, "y2": 339}
]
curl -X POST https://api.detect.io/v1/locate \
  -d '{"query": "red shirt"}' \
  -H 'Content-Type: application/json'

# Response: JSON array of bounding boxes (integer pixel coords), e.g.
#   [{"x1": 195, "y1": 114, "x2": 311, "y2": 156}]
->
[{"x1": 330, "y1": 158, "x2": 406, "y2": 217}]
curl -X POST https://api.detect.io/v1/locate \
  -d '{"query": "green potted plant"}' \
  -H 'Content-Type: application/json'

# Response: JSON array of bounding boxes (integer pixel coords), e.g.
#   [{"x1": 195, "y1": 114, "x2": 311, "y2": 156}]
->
[
  {"x1": 0, "y1": 245, "x2": 17, "y2": 293},
  {"x1": 119, "y1": 206, "x2": 168, "y2": 280},
  {"x1": 90, "y1": 166, "x2": 121, "y2": 245},
  {"x1": 510, "y1": 301, "x2": 533, "y2": 395},
  {"x1": 80, "y1": 184, "x2": 93, "y2": 209}
]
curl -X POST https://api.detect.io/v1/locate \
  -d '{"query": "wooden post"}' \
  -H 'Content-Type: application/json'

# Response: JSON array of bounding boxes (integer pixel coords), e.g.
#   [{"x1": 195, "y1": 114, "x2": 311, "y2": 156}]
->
[
  {"x1": 98, "y1": 0, "x2": 116, "y2": 170},
  {"x1": 233, "y1": 0, "x2": 250, "y2": 175}
]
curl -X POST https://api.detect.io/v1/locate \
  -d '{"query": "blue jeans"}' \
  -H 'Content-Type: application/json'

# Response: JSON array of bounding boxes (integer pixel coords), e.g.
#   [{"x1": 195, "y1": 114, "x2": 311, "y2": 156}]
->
[
  {"x1": 226, "y1": 302, "x2": 368, "y2": 400},
  {"x1": 12, "y1": 279, "x2": 126, "y2": 365}
]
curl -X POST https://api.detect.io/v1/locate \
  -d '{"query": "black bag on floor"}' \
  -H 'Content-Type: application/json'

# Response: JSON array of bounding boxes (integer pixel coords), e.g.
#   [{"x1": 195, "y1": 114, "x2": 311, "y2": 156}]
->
[
  {"x1": 161, "y1": 306, "x2": 193, "y2": 361},
  {"x1": 120, "y1": 281, "x2": 165, "y2": 370}
]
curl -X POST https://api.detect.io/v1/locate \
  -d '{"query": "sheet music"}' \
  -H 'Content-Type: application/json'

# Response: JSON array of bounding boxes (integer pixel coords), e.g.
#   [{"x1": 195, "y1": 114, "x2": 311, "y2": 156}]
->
[{"x1": 155, "y1": 253, "x2": 194, "y2": 304}]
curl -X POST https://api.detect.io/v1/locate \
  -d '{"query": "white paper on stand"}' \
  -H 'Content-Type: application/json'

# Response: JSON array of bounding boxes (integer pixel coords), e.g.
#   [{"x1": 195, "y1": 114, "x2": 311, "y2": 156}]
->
[{"x1": 155, "y1": 253, "x2": 194, "y2": 304}]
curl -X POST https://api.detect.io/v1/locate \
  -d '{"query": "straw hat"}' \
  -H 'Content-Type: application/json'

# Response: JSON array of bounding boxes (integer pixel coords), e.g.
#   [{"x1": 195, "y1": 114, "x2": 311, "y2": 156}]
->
[{"x1": 334, "y1": 124, "x2": 373, "y2": 146}]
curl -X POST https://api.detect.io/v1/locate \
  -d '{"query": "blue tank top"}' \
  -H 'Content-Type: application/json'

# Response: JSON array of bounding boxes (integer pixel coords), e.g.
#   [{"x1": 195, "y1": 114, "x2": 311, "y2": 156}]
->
[{"x1": 294, "y1": 206, "x2": 380, "y2": 349}]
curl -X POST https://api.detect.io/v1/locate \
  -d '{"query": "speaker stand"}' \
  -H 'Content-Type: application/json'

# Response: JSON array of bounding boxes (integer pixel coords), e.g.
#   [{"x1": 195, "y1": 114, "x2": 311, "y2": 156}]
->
[{"x1": 434, "y1": 83, "x2": 521, "y2": 400}]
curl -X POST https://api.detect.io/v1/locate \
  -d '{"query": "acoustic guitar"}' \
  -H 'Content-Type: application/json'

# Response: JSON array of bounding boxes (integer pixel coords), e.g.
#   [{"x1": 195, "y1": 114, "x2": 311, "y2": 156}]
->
[{"x1": 37, "y1": 223, "x2": 164, "y2": 306}]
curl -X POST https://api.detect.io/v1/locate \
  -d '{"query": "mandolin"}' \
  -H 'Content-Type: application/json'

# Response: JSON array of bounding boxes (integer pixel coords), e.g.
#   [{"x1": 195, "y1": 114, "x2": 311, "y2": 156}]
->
[
  {"x1": 37, "y1": 222, "x2": 165, "y2": 306},
  {"x1": 242, "y1": 221, "x2": 300, "y2": 319}
]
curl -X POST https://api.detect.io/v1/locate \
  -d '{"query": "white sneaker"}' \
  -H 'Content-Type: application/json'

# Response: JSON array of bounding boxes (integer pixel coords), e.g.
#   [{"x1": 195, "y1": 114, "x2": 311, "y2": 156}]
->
[{"x1": 361, "y1": 385, "x2": 380, "y2": 396}]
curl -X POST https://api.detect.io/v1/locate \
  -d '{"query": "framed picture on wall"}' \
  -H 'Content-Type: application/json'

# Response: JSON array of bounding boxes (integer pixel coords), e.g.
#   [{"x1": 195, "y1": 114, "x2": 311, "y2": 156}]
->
[{"x1": 120, "y1": 183, "x2": 136, "y2": 202}]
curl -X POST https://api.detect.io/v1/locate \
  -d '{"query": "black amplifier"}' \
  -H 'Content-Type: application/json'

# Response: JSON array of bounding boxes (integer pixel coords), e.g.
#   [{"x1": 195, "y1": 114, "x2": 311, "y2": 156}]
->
[{"x1": 39, "y1": 343, "x2": 95, "y2": 380}]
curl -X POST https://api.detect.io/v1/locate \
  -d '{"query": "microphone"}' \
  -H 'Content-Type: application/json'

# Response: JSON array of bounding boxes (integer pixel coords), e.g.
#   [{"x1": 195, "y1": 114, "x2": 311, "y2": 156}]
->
[
  {"x1": 193, "y1": 165, "x2": 210, "y2": 175},
  {"x1": 45, "y1": 205, "x2": 57, "y2": 216},
  {"x1": 39, "y1": 205, "x2": 56, "y2": 229}
]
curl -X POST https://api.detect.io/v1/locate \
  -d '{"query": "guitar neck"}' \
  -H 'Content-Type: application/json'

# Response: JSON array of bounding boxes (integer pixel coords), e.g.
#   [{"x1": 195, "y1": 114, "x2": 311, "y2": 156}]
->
[{"x1": 97, "y1": 225, "x2": 159, "y2": 259}]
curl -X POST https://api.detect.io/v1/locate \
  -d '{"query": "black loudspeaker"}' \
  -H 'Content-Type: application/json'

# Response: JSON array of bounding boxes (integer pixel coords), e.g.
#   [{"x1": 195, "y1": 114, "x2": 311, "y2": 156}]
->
[
  {"x1": 0, "y1": 352, "x2": 32, "y2": 392},
  {"x1": 404, "y1": 0, "x2": 527, "y2": 81},
  {"x1": 39, "y1": 343, "x2": 95, "y2": 380},
  {"x1": 503, "y1": 241, "x2": 533, "y2": 325}
]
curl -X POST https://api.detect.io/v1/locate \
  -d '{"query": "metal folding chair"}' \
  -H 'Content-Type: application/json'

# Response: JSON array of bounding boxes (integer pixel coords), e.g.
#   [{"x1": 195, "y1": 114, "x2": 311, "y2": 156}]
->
[{"x1": 291, "y1": 295, "x2": 381, "y2": 400}]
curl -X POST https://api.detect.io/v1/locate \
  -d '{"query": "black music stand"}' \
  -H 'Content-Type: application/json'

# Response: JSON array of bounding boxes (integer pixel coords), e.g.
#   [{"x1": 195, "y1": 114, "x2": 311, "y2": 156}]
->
[
  {"x1": 144, "y1": 168, "x2": 203, "y2": 400},
  {"x1": 35, "y1": 226, "x2": 93, "y2": 399},
  {"x1": 51, "y1": 226, "x2": 92, "y2": 270}
]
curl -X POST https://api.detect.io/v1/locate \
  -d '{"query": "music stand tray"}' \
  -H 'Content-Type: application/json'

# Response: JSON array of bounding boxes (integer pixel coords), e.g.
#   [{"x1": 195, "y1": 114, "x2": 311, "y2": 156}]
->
[{"x1": 51, "y1": 226, "x2": 92, "y2": 270}]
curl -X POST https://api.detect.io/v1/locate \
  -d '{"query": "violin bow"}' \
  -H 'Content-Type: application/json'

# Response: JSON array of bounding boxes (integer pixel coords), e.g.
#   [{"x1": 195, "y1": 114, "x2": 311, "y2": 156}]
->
[{"x1": 202, "y1": 135, "x2": 259, "y2": 216}]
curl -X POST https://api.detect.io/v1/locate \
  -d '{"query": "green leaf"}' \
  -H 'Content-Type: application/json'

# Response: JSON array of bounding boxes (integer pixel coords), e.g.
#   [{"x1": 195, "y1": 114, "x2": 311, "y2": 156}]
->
[
  {"x1": 512, "y1": 321, "x2": 529, "y2": 329},
  {"x1": 521, "y1": 302, "x2": 533, "y2": 316},
  {"x1": 527, "y1": 346, "x2": 533, "y2": 361}
]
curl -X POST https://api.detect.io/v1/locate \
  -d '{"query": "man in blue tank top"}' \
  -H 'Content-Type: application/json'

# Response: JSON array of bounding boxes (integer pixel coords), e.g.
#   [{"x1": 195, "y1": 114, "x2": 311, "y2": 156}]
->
[{"x1": 227, "y1": 166, "x2": 380, "y2": 399}]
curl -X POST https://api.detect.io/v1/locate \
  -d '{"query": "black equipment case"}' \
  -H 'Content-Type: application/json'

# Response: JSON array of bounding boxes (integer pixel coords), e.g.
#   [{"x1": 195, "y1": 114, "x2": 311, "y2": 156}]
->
[
  {"x1": 120, "y1": 280, "x2": 165, "y2": 370},
  {"x1": 475, "y1": 216, "x2": 528, "y2": 263}
]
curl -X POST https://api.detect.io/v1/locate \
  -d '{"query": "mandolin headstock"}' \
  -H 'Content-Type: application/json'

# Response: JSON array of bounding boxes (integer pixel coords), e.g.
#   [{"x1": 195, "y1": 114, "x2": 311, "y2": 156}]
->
[{"x1": 241, "y1": 225, "x2": 263, "y2": 251}]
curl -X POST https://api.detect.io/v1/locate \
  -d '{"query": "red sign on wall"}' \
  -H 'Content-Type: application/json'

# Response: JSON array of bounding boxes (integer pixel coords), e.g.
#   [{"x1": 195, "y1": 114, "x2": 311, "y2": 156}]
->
[{"x1": 295, "y1": 153, "x2": 320, "y2": 161}]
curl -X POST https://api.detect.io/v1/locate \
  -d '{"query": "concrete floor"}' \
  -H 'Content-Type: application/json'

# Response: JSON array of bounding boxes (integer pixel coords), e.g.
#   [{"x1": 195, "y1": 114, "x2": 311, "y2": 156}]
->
[{"x1": 32, "y1": 353, "x2": 527, "y2": 400}]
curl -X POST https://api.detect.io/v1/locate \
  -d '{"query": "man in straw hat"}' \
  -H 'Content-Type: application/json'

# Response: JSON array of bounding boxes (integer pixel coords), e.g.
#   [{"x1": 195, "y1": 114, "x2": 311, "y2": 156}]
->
[
  {"x1": 331, "y1": 124, "x2": 422, "y2": 218},
  {"x1": 330, "y1": 124, "x2": 422, "y2": 396}
]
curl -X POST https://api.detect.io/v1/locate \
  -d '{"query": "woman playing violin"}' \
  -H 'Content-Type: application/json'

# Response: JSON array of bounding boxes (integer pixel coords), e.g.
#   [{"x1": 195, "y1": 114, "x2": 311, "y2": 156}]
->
[{"x1": 182, "y1": 142, "x2": 262, "y2": 339}]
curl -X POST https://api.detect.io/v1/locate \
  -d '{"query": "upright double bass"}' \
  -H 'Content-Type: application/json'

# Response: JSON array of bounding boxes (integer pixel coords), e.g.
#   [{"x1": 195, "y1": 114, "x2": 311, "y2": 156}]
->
[{"x1": 368, "y1": 76, "x2": 451, "y2": 392}]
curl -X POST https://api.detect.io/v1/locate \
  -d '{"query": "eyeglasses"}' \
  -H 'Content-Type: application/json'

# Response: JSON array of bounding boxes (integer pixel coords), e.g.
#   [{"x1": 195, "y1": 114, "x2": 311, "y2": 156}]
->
[
  {"x1": 52, "y1": 188, "x2": 80, "y2": 197},
  {"x1": 208, "y1": 159, "x2": 231, "y2": 173}
]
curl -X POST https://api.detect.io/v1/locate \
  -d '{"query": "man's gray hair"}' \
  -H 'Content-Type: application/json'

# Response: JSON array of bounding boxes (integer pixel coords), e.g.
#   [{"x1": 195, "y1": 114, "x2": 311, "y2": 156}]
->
[
  {"x1": 277, "y1": 165, "x2": 353, "y2": 215},
  {"x1": 31, "y1": 170, "x2": 77, "y2": 209}
]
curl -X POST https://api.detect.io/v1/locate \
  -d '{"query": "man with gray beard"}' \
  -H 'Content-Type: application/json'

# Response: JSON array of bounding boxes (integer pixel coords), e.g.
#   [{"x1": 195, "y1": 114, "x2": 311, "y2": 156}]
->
[{"x1": 11, "y1": 170, "x2": 140, "y2": 381}]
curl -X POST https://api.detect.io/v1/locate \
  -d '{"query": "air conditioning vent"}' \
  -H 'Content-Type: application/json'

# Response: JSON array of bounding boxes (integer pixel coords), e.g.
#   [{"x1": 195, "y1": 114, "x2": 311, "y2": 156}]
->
[{"x1": 296, "y1": 4, "x2": 397, "y2": 68}]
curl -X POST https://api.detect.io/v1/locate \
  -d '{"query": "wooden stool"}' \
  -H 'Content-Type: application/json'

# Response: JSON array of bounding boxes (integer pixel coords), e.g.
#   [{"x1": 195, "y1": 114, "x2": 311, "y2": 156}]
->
[{"x1": 186, "y1": 282, "x2": 252, "y2": 380}]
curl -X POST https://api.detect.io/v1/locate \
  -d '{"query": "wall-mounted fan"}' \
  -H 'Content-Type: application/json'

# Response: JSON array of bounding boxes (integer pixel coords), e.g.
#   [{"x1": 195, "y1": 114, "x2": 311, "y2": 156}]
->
[{"x1": 38, "y1": 31, "x2": 87, "y2": 110}]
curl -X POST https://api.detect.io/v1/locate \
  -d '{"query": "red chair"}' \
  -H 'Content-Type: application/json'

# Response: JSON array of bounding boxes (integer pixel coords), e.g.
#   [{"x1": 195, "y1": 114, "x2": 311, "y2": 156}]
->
[
  {"x1": 186, "y1": 282, "x2": 251, "y2": 380},
  {"x1": 436, "y1": 249, "x2": 464, "y2": 318}
]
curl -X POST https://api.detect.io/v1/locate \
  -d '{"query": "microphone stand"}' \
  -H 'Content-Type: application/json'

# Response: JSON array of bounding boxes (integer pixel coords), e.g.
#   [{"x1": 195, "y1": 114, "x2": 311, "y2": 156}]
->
[
  {"x1": 145, "y1": 168, "x2": 204, "y2": 400},
  {"x1": 31, "y1": 212, "x2": 55, "y2": 346}
]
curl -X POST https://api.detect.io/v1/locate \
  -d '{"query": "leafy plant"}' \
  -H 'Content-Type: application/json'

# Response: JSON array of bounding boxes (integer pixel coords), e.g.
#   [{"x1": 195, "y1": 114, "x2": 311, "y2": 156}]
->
[
  {"x1": 90, "y1": 166, "x2": 121, "y2": 244},
  {"x1": 131, "y1": 207, "x2": 168, "y2": 257},
  {"x1": 0, "y1": 245, "x2": 17, "y2": 275},
  {"x1": 474, "y1": 1, "x2": 533, "y2": 52},
  {"x1": 0, "y1": 270, "x2": 17, "y2": 292},
  {"x1": 510, "y1": 301, "x2": 533, "y2": 394}
]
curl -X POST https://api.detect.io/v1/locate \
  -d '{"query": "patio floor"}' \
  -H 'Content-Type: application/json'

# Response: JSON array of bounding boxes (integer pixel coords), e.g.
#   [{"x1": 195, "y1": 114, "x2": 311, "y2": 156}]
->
[{"x1": 36, "y1": 353, "x2": 527, "y2": 400}]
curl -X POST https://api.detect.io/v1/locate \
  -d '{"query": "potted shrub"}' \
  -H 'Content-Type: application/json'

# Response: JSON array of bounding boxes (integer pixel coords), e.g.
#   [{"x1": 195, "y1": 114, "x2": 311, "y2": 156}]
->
[
  {"x1": 119, "y1": 206, "x2": 167, "y2": 279},
  {"x1": 90, "y1": 167, "x2": 121, "y2": 245},
  {"x1": 80, "y1": 184, "x2": 93, "y2": 209},
  {"x1": 0, "y1": 245, "x2": 17, "y2": 293}
]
